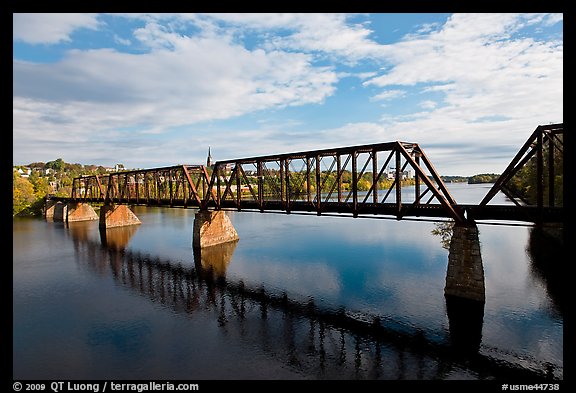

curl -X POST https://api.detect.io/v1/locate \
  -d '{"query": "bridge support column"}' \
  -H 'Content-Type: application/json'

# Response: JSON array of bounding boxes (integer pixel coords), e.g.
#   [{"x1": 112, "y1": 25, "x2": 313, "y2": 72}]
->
[
  {"x1": 99, "y1": 204, "x2": 141, "y2": 228},
  {"x1": 67, "y1": 202, "x2": 99, "y2": 222},
  {"x1": 45, "y1": 199, "x2": 65, "y2": 220},
  {"x1": 445, "y1": 222, "x2": 485, "y2": 303},
  {"x1": 193, "y1": 210, "x2": 239, "y2": 248}
]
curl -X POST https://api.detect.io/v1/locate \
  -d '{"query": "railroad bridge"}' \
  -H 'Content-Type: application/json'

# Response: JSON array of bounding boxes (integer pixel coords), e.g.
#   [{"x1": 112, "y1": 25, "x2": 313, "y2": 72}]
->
[{"x1": 46, "y1": 123, "x2": 563, "y2": 303}]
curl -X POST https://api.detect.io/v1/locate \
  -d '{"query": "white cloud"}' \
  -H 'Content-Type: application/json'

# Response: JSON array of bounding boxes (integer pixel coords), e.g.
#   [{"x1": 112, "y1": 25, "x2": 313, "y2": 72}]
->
[
  {"x1": 12, "y1": 26, "x2": 338, "y2": 165},
  {"x1": 13, "y1": 13, "x2": 100, "y2": 44},
  {"x1": 12, "y1": 13, "x2": 562, "y2": 176},
  {"x1": 371, "y1": 89, "x2": 406, "y2": 102},
  {"x1": 420, "y1": 100, "x2": 437, "y2": 109},
  {"x1": 354, "y1": 13, "x2": 562, "y2": 174}
]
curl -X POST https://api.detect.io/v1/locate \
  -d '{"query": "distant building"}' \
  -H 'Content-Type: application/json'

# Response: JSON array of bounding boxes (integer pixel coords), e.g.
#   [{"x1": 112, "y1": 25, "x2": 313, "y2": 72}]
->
[
  {"x1": 385, "y1": 168, "x2": 414, "y2": 180},
  {"x1": 17, "y1": 167, "x2": 31, "y2": 178},
  {"x1": 207, "y1": 147, "x2": 213, "y2": 168}
]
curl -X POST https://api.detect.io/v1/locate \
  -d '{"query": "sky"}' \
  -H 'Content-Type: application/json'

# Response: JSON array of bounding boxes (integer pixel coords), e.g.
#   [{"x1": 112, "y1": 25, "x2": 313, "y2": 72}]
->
[{"x1": 12, "y1": 13, "x2": 563, "y2": 176}]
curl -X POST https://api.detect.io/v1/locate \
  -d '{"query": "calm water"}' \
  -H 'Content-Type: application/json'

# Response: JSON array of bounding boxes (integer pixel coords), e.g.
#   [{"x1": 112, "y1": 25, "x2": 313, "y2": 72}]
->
[{"x1": 13, "y1": 183, "x2": 563, "y2": 380}]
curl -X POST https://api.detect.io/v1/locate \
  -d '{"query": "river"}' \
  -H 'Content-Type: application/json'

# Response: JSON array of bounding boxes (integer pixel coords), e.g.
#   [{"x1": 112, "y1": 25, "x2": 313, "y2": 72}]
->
[{"x1": 12, "y1": 183, "x2": 563, "y2": 380}]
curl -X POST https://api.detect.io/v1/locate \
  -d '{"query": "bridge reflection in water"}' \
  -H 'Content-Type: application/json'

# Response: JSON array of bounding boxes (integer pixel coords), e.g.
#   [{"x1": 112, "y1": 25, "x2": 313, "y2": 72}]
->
[{"x1": 66, "y1": 222, "x2": 554, "y2": 380}]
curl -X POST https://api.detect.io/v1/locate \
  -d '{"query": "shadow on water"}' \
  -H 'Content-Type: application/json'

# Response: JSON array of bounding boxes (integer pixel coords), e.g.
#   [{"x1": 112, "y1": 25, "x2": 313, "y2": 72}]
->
[
  {"x1": 445, "y1": 296, "x2": 484, "y2": 354},
  {"x1": 65, "y1": 221, "x2": 556, "y2": 380},
  {"x1": 526, "y1": 225, "x2": 564, "y2": 318}
]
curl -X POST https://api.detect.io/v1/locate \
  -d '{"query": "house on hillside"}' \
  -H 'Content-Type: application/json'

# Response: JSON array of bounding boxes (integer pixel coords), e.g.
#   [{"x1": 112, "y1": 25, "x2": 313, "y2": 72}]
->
[{"x1": 17, "y1": 167, "x2": 31, "y2": 178}]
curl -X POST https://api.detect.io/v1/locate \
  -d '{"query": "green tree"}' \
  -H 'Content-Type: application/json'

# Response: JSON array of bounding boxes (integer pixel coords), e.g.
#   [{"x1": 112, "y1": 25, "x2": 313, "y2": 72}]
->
[
  {"x1": 505, "y1": 133, "x2": 563, "y2": 206},
  {"x1": 46, "y1": 158, "x2": 65, "y2": 171},
  {"x1": 13, "y1": 171, "x2": 36, "y2": 216}
]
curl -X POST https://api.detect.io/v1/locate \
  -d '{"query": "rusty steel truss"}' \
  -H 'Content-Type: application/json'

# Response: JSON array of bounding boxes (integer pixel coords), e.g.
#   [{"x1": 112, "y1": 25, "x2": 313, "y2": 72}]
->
[
  {"x1": 67, "y1": 124, "x2": 564, "y2": 224},
  {"x1": 69, "y1": 142, "x2": 466, "y2": 222},
  {"x1": 71, "y1": 165, "x2": 213, "y2": 207},
  {"x1": 480, "y1": 123, "x2": 563, "y2": 208},
  {"x1": 207, "y1": 141, "x2": 465, "y2": 222},
  {"x1": 466, "y1": 123, "x2": 564, "y2": 222}
]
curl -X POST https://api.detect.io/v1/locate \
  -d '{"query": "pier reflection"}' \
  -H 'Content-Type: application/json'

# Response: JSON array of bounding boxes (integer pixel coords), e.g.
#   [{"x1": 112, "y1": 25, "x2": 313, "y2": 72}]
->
[
  {"x1": 67, "y1": 223, "x2": 551, "y2": 380},
  {"x1": 193, "y1": 241, "x2": 238, "y2": 281},
  {"x1": 527, "y1": 225, "x2": 564, "y2": 317},
  {"x1": 100, "y1": 225, "x2": 140, "y2": 251}
]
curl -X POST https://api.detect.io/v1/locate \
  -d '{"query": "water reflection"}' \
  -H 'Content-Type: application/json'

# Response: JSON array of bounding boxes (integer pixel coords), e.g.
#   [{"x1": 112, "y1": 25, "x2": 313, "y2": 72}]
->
[
  {"x1": 445, "y1": 296, "x2": 484, "y2": 354},
  {"x1": 193, "y1": 241, "x2": 238, "y2": 281},
  {"x1": 527, "y1": 225, "x2": 564, "y2": 318},
  {"x1": 65, "y1": 222, "x2": 553, "y2": 380},
  {"x1": 100, "y1": 225, "x2": 140, "y2": 251}
]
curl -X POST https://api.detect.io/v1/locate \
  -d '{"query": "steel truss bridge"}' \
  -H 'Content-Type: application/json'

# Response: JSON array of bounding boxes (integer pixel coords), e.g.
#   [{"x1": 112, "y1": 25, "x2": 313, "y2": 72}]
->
[{"x1": 63, "y1": 123, "x2": 563, "y2": 224}]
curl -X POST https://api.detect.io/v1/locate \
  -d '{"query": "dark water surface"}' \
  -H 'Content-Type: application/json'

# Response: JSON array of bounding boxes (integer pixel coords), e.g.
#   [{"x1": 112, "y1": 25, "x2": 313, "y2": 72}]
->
[{"x1": 13, "y1": 183, "x2": 563, "y2": 380}]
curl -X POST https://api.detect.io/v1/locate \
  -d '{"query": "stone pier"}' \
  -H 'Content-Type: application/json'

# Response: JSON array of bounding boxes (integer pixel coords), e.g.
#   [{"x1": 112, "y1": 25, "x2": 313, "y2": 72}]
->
[
  {"x1": 45, "y1": 200, "x2": 66, "y2": 221},
  {"x1": 445, "y1": 222, "x2": 485, "y2": 302},
  {"x1": 66, "y1": 202, "x2": 99, "y2": 222},
  {"x1": 99, "y1": 204, "x2": 141, "y2": 228},
  {"x1": 193, "y1": 210, "x2": 239, "y2": 248}
]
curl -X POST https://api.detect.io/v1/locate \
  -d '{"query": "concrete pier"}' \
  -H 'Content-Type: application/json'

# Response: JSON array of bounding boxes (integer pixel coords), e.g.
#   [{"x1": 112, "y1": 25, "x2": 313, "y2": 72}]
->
[
  {"x1": 193, "y1": 210, "x2": 239, "y2": 248},
  {"x1": 67, "y1": 202, "x2": 99, "y2": 222},
  {"x1": 445, "y1": 223, "x2": 485, "y2": 302},
  {"x1": 45, "y1": 200, "x2": 66, "y2": 221},
  {"x1": 99, "y1": 204, "x2": 141, "y2": 228}
]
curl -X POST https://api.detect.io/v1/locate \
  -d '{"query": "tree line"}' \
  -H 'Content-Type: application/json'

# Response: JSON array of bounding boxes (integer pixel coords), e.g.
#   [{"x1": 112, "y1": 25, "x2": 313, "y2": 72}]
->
[{"x1": 13, "y1": 159, "x2": 112, "y2": 216}]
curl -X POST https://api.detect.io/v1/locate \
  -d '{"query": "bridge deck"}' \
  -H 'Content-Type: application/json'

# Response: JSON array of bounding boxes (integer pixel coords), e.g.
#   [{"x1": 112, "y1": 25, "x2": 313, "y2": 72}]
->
[{"x1": 50, "y1": 196, "x2": 563, "y2": 223}]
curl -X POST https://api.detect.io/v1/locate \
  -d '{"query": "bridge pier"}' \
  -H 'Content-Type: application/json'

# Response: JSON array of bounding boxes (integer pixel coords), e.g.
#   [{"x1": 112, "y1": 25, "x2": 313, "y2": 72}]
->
[
  {"x1": 99, "y1": 204, "x2": 141, "y2": 228},
  {"x1": 45, "y1": 200, "x2": 66, "y2": 221},
  {"x1": 193, "y1": 210, "x2": 239, "y2": 248},
  {"x1": 67, "y1": 202, "x2": 99, "y2": 222},
  {"x1": 445, "y1": 222, "x2": 485, "y2": 303}
]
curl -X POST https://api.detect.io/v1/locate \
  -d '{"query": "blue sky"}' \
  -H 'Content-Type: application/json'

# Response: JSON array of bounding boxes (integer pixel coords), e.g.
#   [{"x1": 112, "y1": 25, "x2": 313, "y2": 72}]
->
[{"x1": 13, "y1": 13, "x2": 563, "y2": 175}]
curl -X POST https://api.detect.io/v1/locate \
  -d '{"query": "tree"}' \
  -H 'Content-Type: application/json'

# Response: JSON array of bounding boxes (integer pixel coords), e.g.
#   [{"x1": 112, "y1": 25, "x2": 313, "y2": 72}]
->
[
  {"x1": 46, "y1": 158, "x2": 65, "y2": 171},
  {"x1": 13, "y1": 171, "x2": 36, "y2": 216}
]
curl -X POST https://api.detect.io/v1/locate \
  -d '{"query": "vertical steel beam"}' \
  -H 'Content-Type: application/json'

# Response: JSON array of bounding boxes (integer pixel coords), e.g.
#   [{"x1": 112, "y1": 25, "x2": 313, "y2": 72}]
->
[
  {"x1": 337, "y1": 154, "x2": 342, "y2": 204},
  {"x1": 537, "y1": 130, "x2": 543, "y2": 210},
  {"x1": 216, "y1": 165, "x2": 222, "y2": 210},
  {"x1": 352, "y1": 151, "x2": 358, "y2": 216},
  {"x1": 414, "y1": 153, "x2": 420, "y2": 207},
  {"x1": 280, "y1": 159, "x2": 285, "y2": 210},
  {"x1": 306, "y1": 157, "x2": 311, "y2": 205},
  {"x1": 285, "y1": 159, "x2": 291, "y2": 213},
  {"x1": 547, "y1": 132, "x2": 555, "y2": 207},
  {"x1": 257, "y1": 161, "x2": 264, "y2": 211},
  {"x1": 395, "y1": 149, "x2": 402, "y2": 218},
  {"x1": 236, "y1": 164, "x2": 242, "y2": 210},
  {"x1": 316, "y1": 155, "x2": 321, "y2": 214},
  {"x1": 372, "y1": 150, "x2": 378, "y2": 204},
  {"x1": 96, "y1": 175, "x2": 104, "y2": 199},
  {"x1": 136, "y1": 174, "x2": 140, "y2": 204}
]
